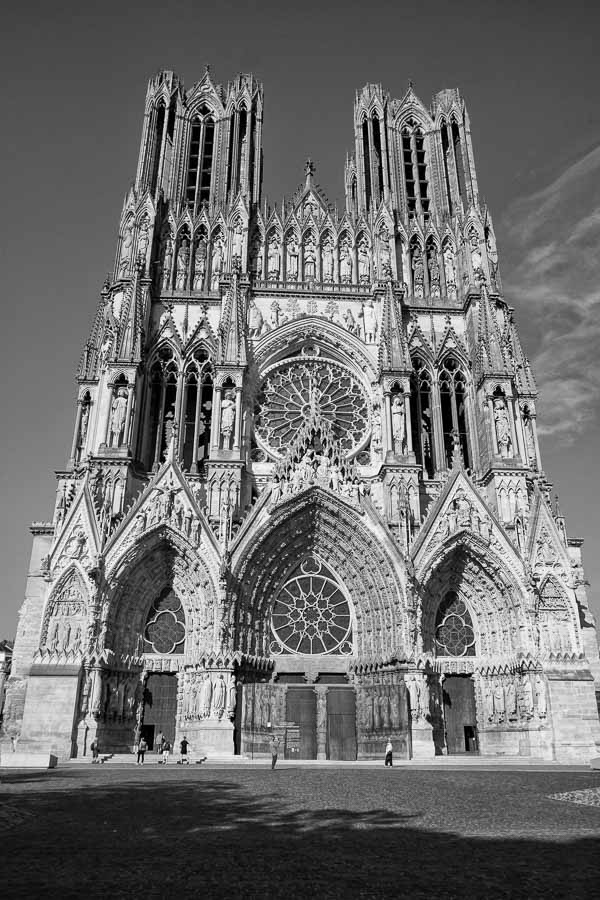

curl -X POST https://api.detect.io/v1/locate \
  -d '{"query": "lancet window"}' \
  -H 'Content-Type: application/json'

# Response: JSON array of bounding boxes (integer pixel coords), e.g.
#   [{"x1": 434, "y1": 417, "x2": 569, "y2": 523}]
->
[
  {"x1": 441, "y1": 117, "x2": 467, "y2": 214},
  {"x1": 185, "y1": 105, "x2": 215, "y2": 210},
  {"x1": 439, "y1": 356, "x2": 470, "y2": 468},
  {"x1": 146, "y1": 346, "x2": 179, "y2": 470},
  {"x1": 227, "y1": 106, "x2": 250, "y2": 198},
  {"x1": 147, "y1": 101, "x2": 175, "y2": 195},
  {"x1": 434, "y1": 591, "x2": 476, "y2": 657},
  {"x1": 410, "y1": 358, "x2": 434, "y2": 478},
  {"x1": 401, "y1": 119, "x2": 429, "y2": 219},
  {"x1": 143, "y1": 588, "x2": 186, "y2": 655},
  {"x1": 180, "y1": 349, "x2": 214, "y2": 472}
]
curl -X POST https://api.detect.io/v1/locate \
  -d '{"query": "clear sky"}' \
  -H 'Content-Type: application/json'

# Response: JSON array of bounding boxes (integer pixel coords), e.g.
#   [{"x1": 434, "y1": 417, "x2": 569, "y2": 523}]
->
[{"x1": 1, "y1": 0, "x2": 600, "y2": 637}]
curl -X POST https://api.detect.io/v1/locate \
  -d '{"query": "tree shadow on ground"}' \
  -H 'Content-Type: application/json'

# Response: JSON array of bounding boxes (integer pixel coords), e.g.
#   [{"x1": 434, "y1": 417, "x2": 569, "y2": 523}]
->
[{"x1": 1, "y1": 770, "x2": 599, "y2": 899}]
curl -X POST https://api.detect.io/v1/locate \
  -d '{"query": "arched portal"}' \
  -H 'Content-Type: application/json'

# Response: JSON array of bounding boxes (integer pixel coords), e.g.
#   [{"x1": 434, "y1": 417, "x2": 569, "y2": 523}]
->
[{"x1": 232, "y1": 488, "x2": 409, "y2": 760}]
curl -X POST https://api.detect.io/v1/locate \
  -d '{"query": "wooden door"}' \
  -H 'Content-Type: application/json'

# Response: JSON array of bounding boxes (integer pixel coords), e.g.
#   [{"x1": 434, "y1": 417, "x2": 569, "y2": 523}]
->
[
  {"x1": 285, "y1": 688, "x2": 317, "y2": 759},
  {"x1": 143, "y1": 673, "x2": 178, "y2": 749},
  {"x1": 327, "y1": 688, "x2": 357, "y2": 760},
  {"x1": 443, "y1": 675, "x2": 478, "y2": 754}
]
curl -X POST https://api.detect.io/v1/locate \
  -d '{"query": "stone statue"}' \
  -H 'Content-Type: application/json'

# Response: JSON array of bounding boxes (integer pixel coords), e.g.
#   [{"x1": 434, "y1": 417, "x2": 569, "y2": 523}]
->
[
  {"x1": 109, "y1": 388, "x2": 128, "y2": 448},
  {"x1": 484, "y1": 679, "x2": 494, "y2": 721},
  {"x1": 494, "y1": 399, "x2": 511, "y2": 458},
  {"x1": 211, "y1": 238, "x2": 224, "y2": 290},
  {"x1": 267, "y1": 235, "x2": 280, "y2": 279},
  {"x1": 193, "y1": 237, "x2": 207, "y2": 290},
  {"x1": 232, "y1": 221, "x2": 244, "y2": 263},
  {"x1": 362, "y1": 300, "x2": 377, "y2": 342},
  {"x1": 220, "y1": 390, "x2": 236, "y2": 449},
  {"x1": 407, "y1": 677, "x2": 419, "y2": 719},
  {"x1": 443, "y1": 244, "x2": 456, "y2": 297},
  {"x1": 339, "y1": 240, "x2": 352, "y2": 281},
  {"x1": 493, "y1": 680, "x2": 505, "y2": 721},
  {"x1": 357, "y1": 238, "x2": 370, "y2": 282},
  {"x1": 506, "y1": 678, "x2": 517, "y2": 719},
  {"x1": 213, "y1": 674, "x2": 226, "y2": 719},
  {"x1": 269, "y1": 301, "x2": 280, "y2": 330},
  {"x1": 412, "y1": 246, "x2": 424, "y2": 298},
  {"x1": 378, "y1": 226, "x2": 392, "y2": 278},
  {"x1": 520, "y1": 674, "x2": 534, "y2": 718},
  {"x1": 322, "y1": 238, "x2": 334, "y2": 281},
  {"x1": 343, "y1": 308, "x2": 357, "y2": 334},
  {"x1": 248, "y1": 300, "x2": 263, "y2": 337},
  {"x1": 286, "y1": 235, "x2": 299, "y2": 280},
  {"x1": 227, "y1": 679, "x2": 237, "y2": 717},
  {"x1": 428, "y1": 248, "x2": 441, "y2": 298},
  {"x1": 118, "y1": 222, "x2": 133, "y2": 277},
  {"x1": 251, "y1": 233, "x2": 263, "y2": 278},
  {"x1": 200, "y1": 674, "x2": 213, "y2": 718},
  {"x1": 391, "y1": 396, "x2": 406, "y2": 455},
  {"x1": 390, "y1": 690, "x2": 401, "y2": 729},
  {"x1": 470, "y1": 233, "x2": 482, "y2": 276},
  {"x1": 304, "y1": 236, "x2": 317, "y2": 280},
  {"x1": 137, "y1": 217, "x2": 150, "y2": 267},
  {"x1": 175, "y1": 238, "x2": 190, "y2": 291},
  {"x1": 79, "y1": 403, "x2": 90, "y2": 447},
  {"x1": 162, "y1": 237, "x2": 173, "y2": 290},
  {"x1": 371, "y1": 407, "x2": 383, "y2": 460},
  {"x1": 535, "y1": 674, "x2": 547, "y2": 717}
]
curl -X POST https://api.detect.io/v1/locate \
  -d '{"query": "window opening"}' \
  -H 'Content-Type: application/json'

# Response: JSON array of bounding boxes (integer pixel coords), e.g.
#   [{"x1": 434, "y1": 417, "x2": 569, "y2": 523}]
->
[{"x1": 435, "y1": 591, "x2": 475, "y2": 657}]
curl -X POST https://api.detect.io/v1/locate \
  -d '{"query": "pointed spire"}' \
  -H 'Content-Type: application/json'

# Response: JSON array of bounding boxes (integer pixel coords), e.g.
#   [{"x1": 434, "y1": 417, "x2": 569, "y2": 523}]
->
[
  {"x1": 378, "y1": 282, "x2": 410, "y2": 373},
  {"x1": 217, "y1": 271, "x2": 247, "y2": 366},
  {"x1": 474, "y1": 281, "x2": 507, "y2": 381},
  {"x1": 304, "y1": 158, "x2": 315, "y2": 190},
  {"x1": 116, "y1": 261, "x2": 144, "y2": 362}
]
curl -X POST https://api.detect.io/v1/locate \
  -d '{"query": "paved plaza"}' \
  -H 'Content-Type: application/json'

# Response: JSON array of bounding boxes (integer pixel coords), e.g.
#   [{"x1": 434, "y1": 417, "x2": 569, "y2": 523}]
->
[{"x1": 1, "y1": 763, "x2": 600, "y2": 898}]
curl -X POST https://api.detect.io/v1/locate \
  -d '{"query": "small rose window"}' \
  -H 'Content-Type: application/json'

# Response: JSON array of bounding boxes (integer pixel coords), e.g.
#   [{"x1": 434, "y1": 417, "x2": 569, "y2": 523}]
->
[
  {"x1": 434, "y1": 591, "x2": 476, "y2": 657},
  {"x1": 143, "y1": 589, "x2": 186, "y2": 654}
]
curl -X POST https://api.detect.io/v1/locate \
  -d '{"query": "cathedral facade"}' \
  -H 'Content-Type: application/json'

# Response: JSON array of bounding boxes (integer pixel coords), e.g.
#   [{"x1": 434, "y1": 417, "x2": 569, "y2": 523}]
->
[{"x1": 3, "y1": 70, "x2": 600, "y2": 762}]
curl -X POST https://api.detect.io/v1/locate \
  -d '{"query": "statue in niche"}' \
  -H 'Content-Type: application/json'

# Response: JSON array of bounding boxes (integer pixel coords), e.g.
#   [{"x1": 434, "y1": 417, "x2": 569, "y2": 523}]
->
[
  {"x1": 162, "y1": 237, "x2": 174, "y2": 290},
  {"x1": 343, "y1": 308, "x2": 358, "y2": 334},
  {"x1": 227, "y1": 679, "x2": 237, "y2": 717},
  {"x1": 361, "y1": 300, "x2": 377, "y2": 342},
  {"x1": 520, "y1": 674, "x2": 534, "y2": 718},
  {"x1": 286, "y1": 235, "x2": 299, "y2": 280},
  {"x1": 269, "y1": 301, "x2": 281, "y2": 330},
  {"x1": 391, "y1": 395, "x2": 406, "y2": 455},
  {"x1": 322, "y1": 238, "x2": 334, "y2": 281},
  {"x1": 506, "y1": 678, "x2": 517, "y2": 719},
  {"x1": 200, "y1": 674, "x2": 213, "y2": 718},
  {"x1": 494, "y1": 399, "x2": 512, "y2": 457},
  {"x1": 79, "y1": 403, "x2": 90, "y2": 447},
  {"x1": 412, "y1": 246, "x2": 424, "y2": 298},
  {"x1": 109, "y1": 387, "x2": 128, "y2": 448},
  {"x1": 493, "y1": 681, "x2": 505, "y2": 722},
  {"x1": 378, "y1": 225, "x2": 392, "y2": 278},
  {"x1": 220, "y1": 391, "x2": 236, "y2": 449},
  {"x1": 443, "y1": 244, "x2": 457, "y2": 296},
  {"x1": 211, "y1": 237, "x2": 224, "y2": 290},
  {"x1": 267, "y1": 235, "x2": 280, "y2": 279},
  {"x1": 428, "y1": 248, "x2": 441, "y2": 298},
  {"x1": 118, "y1": 222, "x2": 133, "y2": 277},
  {"x1": 390, "y1": 690, "x2": 401, "y2": 730},
  {"x1": 49, "y1": 621, "x2": 60, "y2": 651},
  {"x1": 248, "y1": 299, "x2": 263, "y2": 337},
  {"x1": 357, "y1": 238, "x2": 370, "y2": 282},
  {"x1": 137, "y1": 217, "x2": 150, "y2": 267},
  {"x1": 232, "y1": 221, "x2": 244, "y2": 264},
  {"x1": 213, "y1": 675, "x2": 226, "y2": 719},
  {"x1": 484, "y1": 680, "x2": 494, "y2": 721},
  {"x1": 340, "y1": 240, "x2": 352, "y2": 282},
  {"x1": 470, "y1": 233, "x2": 482, "y2": 277},
  {"x1": 193, "y1": 237, "x2": 207, "y2": 290},
  {"x1": 371, "y1": 406, "x2": 383, "y2": 461},
  {"x1": 304, "y1": 236, "x2": 317, "y2": 280},
  {"x1": 72, "y1": 625, "x2": 82, "y2": 654},
  {"x1": 250, "y1": 233, "x2": 263, "y2": 279},
  {"x1": 534, "y1": 675, "x2": 547, "y2": 718},
  {"x1": 407, "y1": 678, "x2": 419, "y2": 719},
  {"x1": 373, "y1": 692, "x2": 382, "y2": 729}
]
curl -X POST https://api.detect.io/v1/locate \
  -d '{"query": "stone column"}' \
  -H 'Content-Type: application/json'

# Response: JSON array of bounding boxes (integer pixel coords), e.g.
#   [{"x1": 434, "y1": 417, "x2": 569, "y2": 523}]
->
[
  {"x1": 530, "y1": 413, "x2": 542, "y2": 470},
  {"x1": 430, "y1": 376, "x2": 447, "y2": 472},
  {"x1": 404, "y1": 391, "x2": 414, "y2": 453},
  {"x1": 384, "y1": 391, "x2": 393, "y2": 455},
  {"x1": 315, "y1": 685, "x2": 328, "y2": 761},
  {"x1": 233, "y1": 387, "x2": 243, "y2": 453},
  {"x1": 124, "y1": 385, "x2": 135, "y2": 448},
  {"x1": 210, "y1": 386, "x2": 223, "y2": 454}
]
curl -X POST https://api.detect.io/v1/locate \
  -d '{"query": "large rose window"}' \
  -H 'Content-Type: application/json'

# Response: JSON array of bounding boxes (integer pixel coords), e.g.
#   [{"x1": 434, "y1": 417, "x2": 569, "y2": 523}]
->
[
  {"x1": 270, "y1": 556, "x2": 353, "y2": 655},
  {"x1": 143, "y1": 589, "x2": 186, "y2": 654},
  {"x1": 255, "y1": 357, "x2": 370, "y2": 459}
]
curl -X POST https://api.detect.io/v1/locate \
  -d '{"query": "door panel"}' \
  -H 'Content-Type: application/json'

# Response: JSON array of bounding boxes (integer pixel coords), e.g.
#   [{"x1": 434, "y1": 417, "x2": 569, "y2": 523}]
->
[
  {"x1": 443, "y1": 675, "x2": 478, "y2": 754},
  {"x1": 327, "y1": 688, "x2": 357, "y2": 761},
  {"x1": 285, "y1": 688, "x2": 317, "y2": 759},
  {"x1": 143, "y1": 673, "x2": 178, "y2": 749}
]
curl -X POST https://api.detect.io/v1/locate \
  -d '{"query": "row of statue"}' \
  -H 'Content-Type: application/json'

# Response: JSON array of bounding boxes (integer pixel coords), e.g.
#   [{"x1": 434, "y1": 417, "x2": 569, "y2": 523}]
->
[
  {"x1": 271, "y1": 455, "x2": 369, "y2": 504},
  {"x1": 242, "y1": 683, "x2": 280, "y2": 730},
  {"x1": 482, "y1": 673, "x2": 547, "y2": 723},
  {"x1": 97, "y1": 672, "x2": 142, "y2": 722},
  {"x1": 44, "y1": 619, "x2": 84, "y2": 655},
  {"x1": 247, "y1": 297, "x2": 380, "y2": 343},
  {"x1": 181, "y1": 672, "x2": 236, "y2": 721},
  {"x1": 359, "y1": 684, "x2": 406, "y2": 732}
]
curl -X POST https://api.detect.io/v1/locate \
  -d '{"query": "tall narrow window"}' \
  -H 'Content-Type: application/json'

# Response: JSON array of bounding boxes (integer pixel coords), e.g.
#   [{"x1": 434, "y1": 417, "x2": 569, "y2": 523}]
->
[
  {"x1": 410, "y1": 358, "x2": 434, "y2": 478},
  {"x1": 185, "y1": 106, "x2": 215, "y2": 211},
  {"x1": 402, "y1": 128, "x2": 416, "y2": 217},
  {"x1": 452, "y1": 121, "x2": 467, "y2": 205},
  {"x1": 439, "y1": 356, "x2": 470, "y2": 469},
  {"x1": 181, "y1": 350, "x2": 214, "y2": 472},
  {"x1": 149, "y1": 104, "x2": 165, "y2": 194},
  {"x1": 400, "y1": 120, "x2": 429, "y2": 220},
  {"x1": 147, "y1": 347, "x2": 179, "y2": 470},
  {"x1": 362, "y1": 119, "x2": 371, "y2": 212},
  {"x1": 441, "y1": 122, "x2": 453, "y2": 214},
  {"x1": 372, "y1": 114, "x2": 384, "y2": 202}
]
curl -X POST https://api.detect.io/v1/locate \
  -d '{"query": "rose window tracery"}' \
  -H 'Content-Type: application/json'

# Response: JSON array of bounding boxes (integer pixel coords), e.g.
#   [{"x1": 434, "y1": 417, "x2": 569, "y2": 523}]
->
[
  {"x1": 434, "y1": 591, "x2": 476, "y2": 657},
  {"x1": 143, "y1": 589, "x2": 186, "y2": 654},
  {"x1": 255, "y1": 357, "x2": 370, "y2": 459},
  {"x1": 270, "y1": 556, "x2": 353, "y2": 655}
]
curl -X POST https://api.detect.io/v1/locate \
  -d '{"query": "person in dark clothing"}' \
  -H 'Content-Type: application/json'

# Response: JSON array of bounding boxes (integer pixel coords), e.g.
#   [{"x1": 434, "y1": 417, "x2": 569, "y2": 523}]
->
[
  {"x1": 90, "y1": 739, "x2": 99, "y2": 763},
  {"x1": 137, "y1": 737, "x2": 148, "y2": 765},
  {"x1": 384, "y1": 739, "x2": 393, "y2": 767},
  {"x1": 180, "y1": 736, "x2": 190, "y2": 764},
  {"x1": 270, "y1": 737, "x2": 280, "y2": 770}
]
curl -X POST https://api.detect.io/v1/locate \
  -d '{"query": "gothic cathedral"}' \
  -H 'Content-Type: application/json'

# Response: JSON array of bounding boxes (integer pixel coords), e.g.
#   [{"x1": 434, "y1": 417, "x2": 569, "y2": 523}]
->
[{"x1": 3, "y1": 70, "x2": 599, "y2": 762}]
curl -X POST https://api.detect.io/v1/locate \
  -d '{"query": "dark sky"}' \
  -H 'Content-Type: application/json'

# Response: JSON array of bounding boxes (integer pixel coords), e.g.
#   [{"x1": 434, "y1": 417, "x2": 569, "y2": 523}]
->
[{"x1": 2, "y1": 0, "x2": 600, "y2": 636}]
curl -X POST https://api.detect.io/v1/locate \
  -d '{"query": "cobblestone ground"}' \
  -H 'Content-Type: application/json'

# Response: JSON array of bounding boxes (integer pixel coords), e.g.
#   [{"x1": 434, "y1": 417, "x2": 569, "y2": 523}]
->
[{"x1": 2, "y1": 765, "x2": 600, "y2": 899}]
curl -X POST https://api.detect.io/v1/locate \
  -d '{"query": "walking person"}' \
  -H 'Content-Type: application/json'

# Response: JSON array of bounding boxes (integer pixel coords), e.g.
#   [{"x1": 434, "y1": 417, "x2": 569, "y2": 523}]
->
[
  {"x1": 179, "y1": 736, "x2": 190, "y2": 765},
  {"x1": 270, "y1": 736, "x2": 280, "y2": 770},
  {"x1": 90, "y1": 738, "x2": 99, "y2": 763},
  {"x1": 162, "y1": 739, "x2": 171, "y2": 765},
  {"x1": 137, "y1": 736, "x2": 148, "y2": 765},
  {"x1": 384, "y1": 738, "x2": 393, "y2": 767}
]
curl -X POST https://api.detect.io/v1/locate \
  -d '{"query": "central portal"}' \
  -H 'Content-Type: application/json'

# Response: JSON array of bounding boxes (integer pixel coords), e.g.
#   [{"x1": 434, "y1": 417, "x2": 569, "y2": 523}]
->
[{"x1": 141, "y1": 673, "x2": 178, "y2": 750}]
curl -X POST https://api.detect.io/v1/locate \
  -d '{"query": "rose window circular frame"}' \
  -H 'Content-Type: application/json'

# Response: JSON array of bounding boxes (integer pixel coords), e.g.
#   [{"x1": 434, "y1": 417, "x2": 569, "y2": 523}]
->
[
  {"x1": 254, "y1": 356, "x2": 370, "y2": 459},
  {"x1": 270, "y1": 556, "x2": 353, "y2": 655},
  {"x1": 144, "y1": 589, "x2": 186, "y2": 655},
  {"x1": 434, "y1": 592, "x2": 476, "y2": 657}
]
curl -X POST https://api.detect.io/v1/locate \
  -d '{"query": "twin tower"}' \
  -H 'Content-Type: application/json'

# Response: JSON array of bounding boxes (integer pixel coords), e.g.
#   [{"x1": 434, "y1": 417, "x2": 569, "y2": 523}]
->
[{"x1": 2, "y1": 69, "x2": 599, "y2": 764}]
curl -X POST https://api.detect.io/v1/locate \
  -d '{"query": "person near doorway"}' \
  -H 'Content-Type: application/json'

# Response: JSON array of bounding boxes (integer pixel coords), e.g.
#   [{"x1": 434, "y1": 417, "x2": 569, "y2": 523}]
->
[
  {"x1": 90, "y1": 738, "x2": 99, "y2": 763},
  {"x1": 155, "y1": 731, "x2": 164, "y2": 754},
  {"x1": 384, "y1": 739, "x2": 393, "y2": 767},
  {"x1": 270, "y1": 736, "x2": 280, "y2": 770},
  {"x1": 137, "y1": 737, "x2": 148, "y2": 765},
  {"x1": 180, "y1": 736, "x2": 190, "y2": 764},
  {"x1": 162, "y1": 740, "x2": 171, "y2": 765}
]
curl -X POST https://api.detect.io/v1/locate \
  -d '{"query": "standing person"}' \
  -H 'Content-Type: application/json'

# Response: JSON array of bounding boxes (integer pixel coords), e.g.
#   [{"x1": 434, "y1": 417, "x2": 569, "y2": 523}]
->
[
  {"x1": 385, "y1": 739, "x2": 393, "y2": 767},
  {"x1": 137, "y1": 736, "x2": 148, "y2": 765},
  {"x1": 90, "y1": 738, "x2": 99, "y2": 763},
  {"x1": 269, "y1": 736, "x2": 280, "y2": 770},
  {"x1": 155, "y1": 731, "x2": 164, "y2": 755},
  {"x1": 162, "y1": 739, "x2": 171, "y2": 765},
  {"x1": 180, "y1": 736, "x2": 190, "y2": 765}
]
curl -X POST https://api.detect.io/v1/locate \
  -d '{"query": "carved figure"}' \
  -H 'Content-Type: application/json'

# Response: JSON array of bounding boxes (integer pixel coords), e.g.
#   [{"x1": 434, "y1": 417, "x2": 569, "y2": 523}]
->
[
  {"x1": 371, "y1": 407, "x2": 383, "y2": 460},
  {"x1": 322, "y1": 239, "x2": 334, "y2": 280},
  {"x1": 137, "y1": 217, "x2": 150, "y2": 266},
  {"x1": 343, "y1": 308, "x2": 357, "y2": 334},
  {"x1": 200, "y1": 674, "x2": 213, "y2": 718},
  {"x1": 162, "y1": 238, "x2": 173, "y2": 290},
  {"x1": 362, "y1": 300, "x2": 377, "y2": 342},
  {"x1": 213, "y1": 674, "x2": 226, "y2": 719},
  {"x1": 269, "y1": 301, "x2": 280, "y2": 329},
  {"x1": 428, "y1": 248, "x2": 441, "y2": 298},
  {"x1": 267, "y1": 235, "x2": 280, "y2": 279},
  {"x1": 286, "y1": 235, "x2": 299, "y2": 280},
  {"x1": 470, "y1": 233, "x2": 482, "y2": 276},
  {"x1": 304, "y1": 236, "x2": 317, "y2": 280},
  {"x1": 358, "y1": 238, "x2": 370, "y2": 282},
  {"x1": 484, "y1": 679, "x2": 494, "y2": 721},
  {"x1": 220, "y1": 391, "x2": 236, "y2": 448},
  {"x1": 391, "y1": 396, "x2": 406, "y2": 455},
  {"x1": 79, "y1": 403, "x2": 90, "y2": 447},
  {"x1": 407, "y1": 677, "x2": 419, "y2": 719},
  {"x1": 494, "y1": 399, "x2": 512, "y2": 458},
  {"x1": 506, "y1": 678, "x2": 517, "y2": 718},
  {"x1": 109, "y1": 388, "x2": 128, "y2": 447},
  {"x1": 535, "y1": 674, "x2": 547, "y2": 718},
  {"x1": 493, "y1": 681, "x2": 505, "y2": 721},
  {"x1": 520, "y1": 674, "x2": 534, "y2": 718},
  {"x1": 118, "y1": 222, "x2": 133, "y2": 277},
  {"x1": 227, "y1": 679, "x2": 237, "y2": 717},
  {"x1": 339, "y1": 240, "x2": 352, "y2": 281},
  {"x1": 412, "y1": 246, "x2": 424, "y2": 298},
  {"x1": 211, "y1": 238, "x2": 224, "y2": 290},
  {"x1": 443, "y1": 244, "x2": 457, "y2": 296},
  {"x1": 193, "y1": 237, "x2": 207, "y2": 290},
  {"x1": 378, "y1": 226, "x2": 392, "y2": 277},
  {"x1": 232, "y1": 221, "x2": 244, "y2": 263},
  {"x1": 248, "y1": 300, "x2": 264, "y2": 337},
  {"x1": 251, "y1": 233, "x2": 263, "y2": 278}
]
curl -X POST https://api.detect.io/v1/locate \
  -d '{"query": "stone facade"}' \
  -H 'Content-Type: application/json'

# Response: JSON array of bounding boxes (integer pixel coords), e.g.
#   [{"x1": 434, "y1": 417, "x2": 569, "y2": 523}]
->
[{"x1": 2, "y1": 70, "x2": 599, "y2": 762}]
